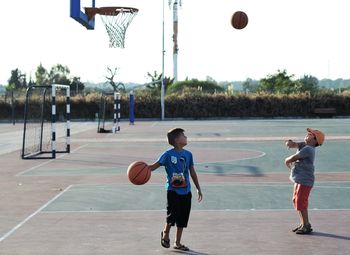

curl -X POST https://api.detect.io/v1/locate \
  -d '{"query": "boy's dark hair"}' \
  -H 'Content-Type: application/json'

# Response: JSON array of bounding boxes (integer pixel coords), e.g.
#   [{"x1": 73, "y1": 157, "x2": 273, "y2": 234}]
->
[{"x1": 167, "y1": 128, "x2": 184, "y2": 146}]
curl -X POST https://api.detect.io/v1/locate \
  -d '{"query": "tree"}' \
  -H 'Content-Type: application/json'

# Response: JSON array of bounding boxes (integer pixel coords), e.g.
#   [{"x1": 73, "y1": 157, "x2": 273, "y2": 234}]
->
[
  {"x1": 146, "y1": 71, "x2": 174, "y2": 93},
  {"x1": 35, "y1": 63, "x2": 49, "y2": 86},
  {"x1": 70, "y1": 76, "x2": 85, "y2": 95},
  {"x1": 297, "y1": 75, "x2": 319, "y2": 95},
  {"x1": 5, "y1": 83, "x2": 16, "y2": 93},
  {"x1": 242, "y1": 78, "x2": 259, "y2": 93},
  {"x1": 105, "y1": 67, "x2": 125, "y2": 92},
  {"x1": 8, "y1": 68, "x2": 27, "y2": 90},
  {"x1": 167, "y1": 79, "x2": 225, "y2": 94},
  {"x1": 205, "y1": 76, "x2": 217, "y2": 83},
  {"x1": 49, "y1": 64, "x2": 71, "y2": 84},
  {"x1": 258, "y1": 69, "x2": 297, "y2": 94},
  {"x1": 34, "y1": 63, "x2": 86, "y2": 93}
]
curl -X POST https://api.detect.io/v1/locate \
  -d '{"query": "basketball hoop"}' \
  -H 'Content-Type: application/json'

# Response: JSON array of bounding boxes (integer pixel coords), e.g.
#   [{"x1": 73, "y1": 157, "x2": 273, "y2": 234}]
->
[{"x1": 85, "y1": 7, "x2": 138, "y2": 48}]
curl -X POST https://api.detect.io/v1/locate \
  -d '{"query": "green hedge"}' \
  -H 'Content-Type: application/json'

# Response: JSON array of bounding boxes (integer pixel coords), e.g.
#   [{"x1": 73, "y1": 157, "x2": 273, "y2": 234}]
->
[
  {"x1": 1, "y1": 93, "x2": 349, "y2": 120},
  {"x1": 164, "y1": 93, "x2": 350, "y2": 118}
]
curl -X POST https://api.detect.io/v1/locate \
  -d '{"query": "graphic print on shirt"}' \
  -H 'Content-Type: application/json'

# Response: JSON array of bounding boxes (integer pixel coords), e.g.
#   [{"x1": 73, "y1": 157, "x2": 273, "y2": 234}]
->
[{"x1": 171, "y1": 156, "x2": 187, "y2": 188}]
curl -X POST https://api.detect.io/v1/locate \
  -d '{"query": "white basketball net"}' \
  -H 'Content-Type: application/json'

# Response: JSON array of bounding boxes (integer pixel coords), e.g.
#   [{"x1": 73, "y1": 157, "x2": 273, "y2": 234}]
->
[
  {"x1": 100, "y1": 9, "x2": 138, "y2": 48},
  {"x1": 85, "y1": 7, "x2": 138, "y2": 48}
]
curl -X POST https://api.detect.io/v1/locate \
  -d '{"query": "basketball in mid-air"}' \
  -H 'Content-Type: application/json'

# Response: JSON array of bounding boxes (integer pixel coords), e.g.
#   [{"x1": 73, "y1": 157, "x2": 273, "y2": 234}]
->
[
  {"x1": 231, "y1": 11, "x2": 248, "y2": 30},
  {"x1": 127, "y1": 161, "x2": 151, "y2": 185}
]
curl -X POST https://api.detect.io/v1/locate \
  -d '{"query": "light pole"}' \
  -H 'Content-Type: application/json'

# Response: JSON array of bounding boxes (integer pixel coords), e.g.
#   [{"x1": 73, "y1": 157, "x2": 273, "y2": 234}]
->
[
  {"x1": 169, "y1": 0, "x2": 180, "y2": 82},
  {"x1": 161, "y1": 0, "x2": 165, "y2": 120}
]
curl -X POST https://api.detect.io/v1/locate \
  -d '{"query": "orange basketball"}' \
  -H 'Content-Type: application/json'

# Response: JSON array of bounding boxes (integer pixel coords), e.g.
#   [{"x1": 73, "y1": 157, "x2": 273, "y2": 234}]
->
[
  {"x1": 231, "y1": 11, "x2": 248, "y2": 30},
  {"x1": 127, "y1": 161, "x2": 151, "y2": 185}
]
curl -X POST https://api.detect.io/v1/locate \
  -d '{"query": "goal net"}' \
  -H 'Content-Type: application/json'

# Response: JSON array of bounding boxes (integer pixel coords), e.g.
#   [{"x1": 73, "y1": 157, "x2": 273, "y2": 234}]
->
[
  {"x1": 97, "y1": 92, "x2": 121, "y2": 133},
  {"x1": 21, "y1": 84, "x2": 71, "y2": 159}
]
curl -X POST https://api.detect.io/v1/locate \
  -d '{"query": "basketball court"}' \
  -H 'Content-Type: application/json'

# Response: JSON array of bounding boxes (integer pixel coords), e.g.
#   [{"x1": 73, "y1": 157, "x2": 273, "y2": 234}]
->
[
  {"x1": 0, "y1": 119, "x2": 349, "y2": 255},
  {"x1": 0, "y1": 2, "x2": 349, "y2": 254}
]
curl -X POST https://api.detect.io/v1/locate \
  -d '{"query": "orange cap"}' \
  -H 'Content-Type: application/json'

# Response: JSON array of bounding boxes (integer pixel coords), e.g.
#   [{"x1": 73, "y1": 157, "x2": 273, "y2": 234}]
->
[{"x1": 307, "y1": 128, "x2": 325, "y2": 146}]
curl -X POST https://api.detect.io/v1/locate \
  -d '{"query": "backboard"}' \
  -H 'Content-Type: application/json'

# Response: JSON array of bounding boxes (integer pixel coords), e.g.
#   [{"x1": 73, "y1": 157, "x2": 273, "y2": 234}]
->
[{"x1": 70, "y1": 0, "x2": 96, "y2": 29}]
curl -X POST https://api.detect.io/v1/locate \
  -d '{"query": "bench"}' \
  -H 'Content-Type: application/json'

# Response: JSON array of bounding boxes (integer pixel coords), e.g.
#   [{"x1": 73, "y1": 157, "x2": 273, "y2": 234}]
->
[{"x1": 313, "y1": 107, "x2": 337, "y2": 117}]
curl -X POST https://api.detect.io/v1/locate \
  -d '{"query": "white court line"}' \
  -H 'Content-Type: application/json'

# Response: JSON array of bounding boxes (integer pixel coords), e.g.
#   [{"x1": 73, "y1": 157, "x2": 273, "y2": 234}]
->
[
  {"x1": 150, "y1": 122, "x2": 160, "y2": 127},
  {"x1": 196, "y1": 149, "x2": 266, "y2": 164},
  {"x1": 32, "y1": 183, "x2": 350, "y2": 216},
  {"x1": 40, "y1": 208, "x2": 350, "y2": 214},
  {"x1": 16, "y1": 158, "x2": 56, "y2": 176},
  {"x1": 59, "y1": 182, "x2": 350, "y2": 188},
  {"x1": 314, "y1": 185, "x2": 350, "y2": 189},
  {"x1": 16, "y1": 144, "x2": 89, "y2": 176},
  {"x1": 0, "y1": 185, "x2": 72, "y2": 243},
  {"x1": 199, "y1": 182, "x2": 350, "y2": 189},
  {"x1": 70, "y1": 135, "x2": 350, "y2": 143}
]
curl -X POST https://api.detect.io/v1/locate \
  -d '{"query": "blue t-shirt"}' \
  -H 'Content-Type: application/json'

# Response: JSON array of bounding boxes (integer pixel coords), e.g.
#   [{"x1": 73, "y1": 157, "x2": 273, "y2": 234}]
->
[
  {"x1": 289, "y1": 142, "x2": 316, "y2": 187},
  {"x1": 158, "y1": 148, "x2": 193, "y2": 195}
]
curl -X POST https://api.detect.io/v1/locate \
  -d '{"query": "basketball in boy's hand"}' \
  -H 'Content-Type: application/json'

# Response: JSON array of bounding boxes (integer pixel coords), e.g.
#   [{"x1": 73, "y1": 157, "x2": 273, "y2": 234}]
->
[
  {"x1": 231, "y1": 11, "x2": 248, "y2": 29},
  {"x1": 127, "y1": 161, "x2": 151, "y2": 185}
]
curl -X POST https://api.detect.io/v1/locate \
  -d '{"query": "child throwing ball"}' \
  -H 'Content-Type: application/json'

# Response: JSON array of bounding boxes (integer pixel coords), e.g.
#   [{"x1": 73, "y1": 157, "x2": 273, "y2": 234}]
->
[{"x1": 285, "y1": 128, "x2": 325, "y2": 234}]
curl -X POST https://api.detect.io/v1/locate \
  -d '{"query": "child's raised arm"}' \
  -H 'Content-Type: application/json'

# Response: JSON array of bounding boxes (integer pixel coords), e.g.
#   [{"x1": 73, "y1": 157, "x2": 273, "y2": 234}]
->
[{"x1": 286, "y1": 139, "x2": 299, "y2": 149}]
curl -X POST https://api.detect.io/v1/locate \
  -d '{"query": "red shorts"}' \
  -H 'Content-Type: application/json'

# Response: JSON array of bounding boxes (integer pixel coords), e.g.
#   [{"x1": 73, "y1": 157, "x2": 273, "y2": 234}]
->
[{"x1": 292, "y1": 183, "x2": 312, "y2": 211}]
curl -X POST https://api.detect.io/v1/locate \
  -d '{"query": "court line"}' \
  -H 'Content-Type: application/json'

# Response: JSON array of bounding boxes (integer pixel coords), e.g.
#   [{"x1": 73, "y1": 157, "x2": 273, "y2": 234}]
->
[
  {"x1": 234, "y1": 171, "x2": 350, "y2": 175},
  {"x1": 39, "y1": 208, "x2": 350, "y2": 214},
  {"x1": 75, "y1": 147, "x2": 266, "y2": 164},
  {"x1": 16, "y1": 144, "x2": 89, "y2": 176},
  {"x1": 314, "y1": 185, "x2": 350, "y2": 189},
  {"x1": 203, "y1": 182, "x2": 350, "y2": 187},
  {"x1": 150, "y1": 121, "x2": 160, "y2": 127},
  {"x1": 196, "y1": 149, "x2": 266, "y2": 164},
  {"x1": 197, "y1": 182, "x2": 350, "y2": 189},
  {"x1": 60, "y1": 181, "x2": 350, "y2": 188},
  {"x1": 0, "y1": 185, "x2": 73, "y2": 243},
  {"x1": 37, "y1": 183, "x2": 350, "y2": 215},
  {"x1": 16, "y1": 158, "x2": 56, "y2": 176},
  {"x1": 70, "y1": 135, "x2": 350, "y2": 143}
]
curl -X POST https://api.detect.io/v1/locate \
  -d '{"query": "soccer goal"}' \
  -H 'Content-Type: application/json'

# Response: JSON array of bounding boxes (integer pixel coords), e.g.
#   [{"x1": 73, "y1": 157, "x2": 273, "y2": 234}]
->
[
  {"x1": 21, "y1": 84, "x2": 71, "y2": 159},
  {"x1": 97, "y1": 92, "x2": 121, "y2": 133}
]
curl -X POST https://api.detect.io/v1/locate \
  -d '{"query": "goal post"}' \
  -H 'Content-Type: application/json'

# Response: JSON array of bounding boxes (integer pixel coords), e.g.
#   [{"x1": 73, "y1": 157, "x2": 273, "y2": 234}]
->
[
  {"x1": 21, "y1": 84, "x2": 71, "y2": 159},
  {"x1": 51, "y1": 84, "x2": 71, "y2": 158},
  {"x1": 97, "y1": 91, "x2": 121, "y2": 133}
]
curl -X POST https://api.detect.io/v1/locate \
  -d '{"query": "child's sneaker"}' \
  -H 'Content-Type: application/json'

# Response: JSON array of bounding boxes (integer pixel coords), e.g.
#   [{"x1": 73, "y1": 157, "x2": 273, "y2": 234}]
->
[
  {"x1": 295, "y1": 224, "x2": 313, "y2": 234},
  {"x1": 292, "y1": 224, "x2": 302, "y2": 232}
]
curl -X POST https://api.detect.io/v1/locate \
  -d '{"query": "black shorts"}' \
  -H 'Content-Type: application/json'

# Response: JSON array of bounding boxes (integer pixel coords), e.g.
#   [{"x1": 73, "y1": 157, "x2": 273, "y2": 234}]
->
[{"x1": 166, "y1": 191, "x2": 192, "y2": 228}]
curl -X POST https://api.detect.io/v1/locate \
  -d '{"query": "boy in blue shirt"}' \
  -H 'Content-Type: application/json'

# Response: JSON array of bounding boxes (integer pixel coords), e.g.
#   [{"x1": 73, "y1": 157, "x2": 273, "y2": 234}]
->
[
  {"x1": 285, "y1": 128, "x2": 325, "y2": 234},
  {"x1": 148, "y1": 128, "x2": 203, "y2": 251}
]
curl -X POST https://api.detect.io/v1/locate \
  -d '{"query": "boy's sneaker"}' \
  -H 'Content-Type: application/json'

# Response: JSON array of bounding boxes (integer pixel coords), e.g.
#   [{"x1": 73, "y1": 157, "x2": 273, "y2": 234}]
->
[{"x1": 295, "y1": 224, "x2": 313, "y2": 234}]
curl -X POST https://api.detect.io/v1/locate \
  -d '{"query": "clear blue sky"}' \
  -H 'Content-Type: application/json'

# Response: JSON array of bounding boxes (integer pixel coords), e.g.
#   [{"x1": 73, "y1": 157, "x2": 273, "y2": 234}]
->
[{"x1": 1, "y1": 0, "x2": 349, "y2": 85}]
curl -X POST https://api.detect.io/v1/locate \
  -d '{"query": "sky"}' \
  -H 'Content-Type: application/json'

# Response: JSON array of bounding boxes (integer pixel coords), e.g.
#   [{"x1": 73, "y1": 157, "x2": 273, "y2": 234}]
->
[{"x1": 1, "y1": 0, "x2": 350, "y2": 85}]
